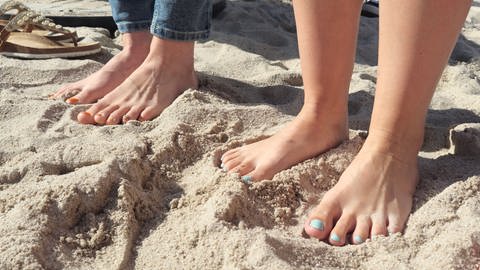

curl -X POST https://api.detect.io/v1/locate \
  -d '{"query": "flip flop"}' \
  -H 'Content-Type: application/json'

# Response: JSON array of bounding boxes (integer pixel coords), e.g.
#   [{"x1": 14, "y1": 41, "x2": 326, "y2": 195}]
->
[
  {"x1": 0, "y1": 19, "x2": 83, "y2": 42},
  {"x1": 0, "y1": 1, "x2": 82, "y2": 42},
  {"x1": 0, "y1": 11, "x2": 101, "y2": 59},
  {"x1": 0, "y1": 0, "x2": 228, "y2": 37}
]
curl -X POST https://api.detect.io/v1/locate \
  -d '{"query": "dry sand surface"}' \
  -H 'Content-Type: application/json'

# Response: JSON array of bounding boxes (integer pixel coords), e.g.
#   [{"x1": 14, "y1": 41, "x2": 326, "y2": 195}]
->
[{"x1": 1, "y1": 0, "x2": 480, "y2": 269}]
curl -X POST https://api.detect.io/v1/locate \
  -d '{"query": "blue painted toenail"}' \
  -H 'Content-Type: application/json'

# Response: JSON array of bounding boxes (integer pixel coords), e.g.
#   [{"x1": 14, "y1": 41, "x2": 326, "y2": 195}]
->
[
  {"x1": 354, "y1": 235, "x2": 363, "y2": 244},
  {"x1": 309, "y1": 219, "x2": 324, "y2": 231},
  {"x1": 241, "y1": 175, "x2": 253, "y2": 184},
  {"x1": 330, "y1": 233, "x2": 340, "y2": 242}
]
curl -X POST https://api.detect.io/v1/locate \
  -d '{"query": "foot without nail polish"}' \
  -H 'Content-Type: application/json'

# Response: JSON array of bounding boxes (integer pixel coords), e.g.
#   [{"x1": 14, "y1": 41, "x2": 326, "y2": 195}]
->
[{"x1": 309, "y1": 219, "x2": 324, "y2": 231}]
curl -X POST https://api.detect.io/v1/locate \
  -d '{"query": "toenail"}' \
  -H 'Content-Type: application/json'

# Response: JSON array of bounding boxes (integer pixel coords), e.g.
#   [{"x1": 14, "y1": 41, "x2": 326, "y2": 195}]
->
[
  {"x1": 354, "y1": 235, "x2": 364, "y2": 244},
  {"x1": 222, "y1": 164, "x2": 228, "y2": 172},
  {"x1": 309, "y1": 219, "x2": 324, "y2": 231},
  {"x1": 82, "y1": 111, "x2": 92, "y2": 117},
  {"x1": 123, "y1": 115, "x2": 132, "y2": 123},
  {"x1": 241, "y1": 175, "x2": 253, "y2": 184},
  {"x1": 330, "y1": 233, "x2": 340, "y2": 242},
  {"x1": 66, "y1": 97, "x2": 79, "y2": 104}
]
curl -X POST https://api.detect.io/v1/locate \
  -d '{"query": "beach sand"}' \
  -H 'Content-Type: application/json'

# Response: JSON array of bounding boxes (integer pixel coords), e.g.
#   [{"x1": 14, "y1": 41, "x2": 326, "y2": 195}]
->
[{"x1": 0, "y1": 1, "x2": 479, "y2": 269}]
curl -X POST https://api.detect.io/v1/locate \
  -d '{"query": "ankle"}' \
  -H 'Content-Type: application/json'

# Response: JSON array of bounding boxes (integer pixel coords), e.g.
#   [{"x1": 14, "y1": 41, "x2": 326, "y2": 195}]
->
[
  {"x1": 363, "y1": 129, "x2": 422, "y2": 164},
  {"x1": 299, "y1": 103, "x2": 348, "y2": 130},
  {"x1": 145, "y1": 37, "x2": 195, "y2": 67},
  {"x1": 121, "y1": 32, "x2": 152, "y2": 51}
]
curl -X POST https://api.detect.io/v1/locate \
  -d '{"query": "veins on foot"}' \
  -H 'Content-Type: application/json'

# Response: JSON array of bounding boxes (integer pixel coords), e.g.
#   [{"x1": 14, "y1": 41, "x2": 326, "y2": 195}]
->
[
  {"x1": 303, "y1": 139, "x2": 418, "y2": 246},
  {"x1": 77, "y1": 60, "x2": 198, "y2": 125}
]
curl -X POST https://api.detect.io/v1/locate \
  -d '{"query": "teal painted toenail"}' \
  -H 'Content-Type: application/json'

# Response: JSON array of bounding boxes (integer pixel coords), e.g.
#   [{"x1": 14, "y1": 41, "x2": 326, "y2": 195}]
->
[
  {"x1": 309, "y1": 219, "x2": 324, "y2": 231},
  {"x1": 241, "y1": 175, "x2": 253, "y2": 184},
  {"x1": 330, "y1": 233, "x2": 340, "y2": 242},
  {"x1": 354, "y1": 235, "x2": 364, "y2": 244}
]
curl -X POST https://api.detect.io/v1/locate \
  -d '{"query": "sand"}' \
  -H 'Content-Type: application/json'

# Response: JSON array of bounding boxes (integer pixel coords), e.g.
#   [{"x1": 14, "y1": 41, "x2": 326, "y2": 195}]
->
[{"x1": 0, "y1": 0, "x2": 479, "y2": 269}]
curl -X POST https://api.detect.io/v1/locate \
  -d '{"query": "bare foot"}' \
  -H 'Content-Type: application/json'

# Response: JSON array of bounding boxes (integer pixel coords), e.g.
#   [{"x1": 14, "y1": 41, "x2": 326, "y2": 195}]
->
[
  {"x1": 304, "y1": 133, "x2": 419, "y2": 246},
  {"x1": 52, "y1": 32, "x2": 152, "y2": 104},
  {"x1": 77, "y1": 38, "x2": 198, "y2": 125},
  {"x1": 220, "y1": 106, "x2": 348, "y2": 182}
]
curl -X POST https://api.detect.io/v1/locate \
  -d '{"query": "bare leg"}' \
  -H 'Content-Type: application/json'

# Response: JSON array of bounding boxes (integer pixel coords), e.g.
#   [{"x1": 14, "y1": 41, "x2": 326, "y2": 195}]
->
[
  {"x1": 77, "y1": 37, "x2": 197, "y2": 125},
  {"x1": 52, "y1": 32, "x2": 152, "y2": 104},
  {"x1": 220, "y1": 0, "x2": 363, "y2": 181},
  {"x1": 304, "y1": 0, "x2": 472, "y2": 245}
]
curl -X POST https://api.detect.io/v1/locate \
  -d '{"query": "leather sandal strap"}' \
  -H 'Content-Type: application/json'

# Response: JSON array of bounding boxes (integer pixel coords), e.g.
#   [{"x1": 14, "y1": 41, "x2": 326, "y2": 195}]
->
[
  {"x1": 0, "y1": 1, "x2": 79, "y2": 46},
  {"x1": 0, "y1": 1, "x2": 30, "y2": 16},
  {"x1": 0, "y1": 26, "x2": 11, "y2": 51},
  {"x1": 6, "y1": 10, "x2": 78, "y2": 46}
]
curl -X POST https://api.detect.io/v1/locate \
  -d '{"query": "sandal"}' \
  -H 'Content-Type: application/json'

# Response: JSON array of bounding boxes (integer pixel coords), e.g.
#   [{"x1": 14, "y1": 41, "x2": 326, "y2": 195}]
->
[
  {"x1": 0, "y1": 0, "x2": 81, "y2": 42},
  {"x1": 0, "y1": 10, "x2": 101, "y2": 59}
]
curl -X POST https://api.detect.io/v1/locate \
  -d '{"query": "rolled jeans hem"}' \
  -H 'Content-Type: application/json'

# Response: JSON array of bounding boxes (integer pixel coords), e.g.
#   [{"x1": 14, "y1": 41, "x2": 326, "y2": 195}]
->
[
  {"x1": 151, "y1": 26, "x2": 210, "y2": 41},
  {"x1": 117, "y1": 20, "x2": 152, "y2": 33}
]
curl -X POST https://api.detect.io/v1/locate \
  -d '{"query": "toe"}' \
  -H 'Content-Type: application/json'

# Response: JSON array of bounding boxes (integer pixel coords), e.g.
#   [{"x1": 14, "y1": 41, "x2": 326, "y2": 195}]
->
[
  {"x1": 245, "y1": 165, "x2": 273, "y2": 181},
  {"x1": 53, "y1": 85, "x2": 69, "y2": 97},
  {"x1": 229, "y1": 160, "x2": 255, "y2": 177},
  {"x1": 329, "y1": 214, "x2": 355, "y2": 246},
  {"x1": 387, "y1": 215, "x2": 405, "y2": 235},
  {"x1": 138, "y1": 106, "x2": 161, "y2": 122},
  {"x1": 240, "y1": 169, "x2": 255, "y2": 184},
  {"x1": 122, "y1": 106, "x2": 144, "y2": 123},
  {"x1": 94, "y1": 105, "x2": 119, "y2": 125},
  {"x1": 223, "y1": 156, "x2": 242, "y2": 173},
  {"x1": 53, "y1": 84, "x2": 76, "y2": 99},
  {"x1": 221, "y1": 148, "x2": 241, "y2": 163},
  {"x1": 221, "y1": 151, "x2": 241, "y2": 166},
  {"x1": 77, "y1": 111, "x2": 95, "y2": 125},
  {"x1": 351, "y1": 216, "x2": 371, "y2": 244},
  {"x1": 84, "y1": 101, "x2": 108, "y2": 117},
  {"x1": 66, "y1": 96, "x2": 80, "y2": 105},
  {"x1": 106, "y1": 106, "x2": 130, "y2": 125},
  {"x1": 304, "y1": 198, "x2": 339, "y2": 240},
  {"x1": 73, "y1": 88, "x2": 105, "y2": 104},
  {"x1": 370, "y1": 214, "x2": 388, "y2": 237}
]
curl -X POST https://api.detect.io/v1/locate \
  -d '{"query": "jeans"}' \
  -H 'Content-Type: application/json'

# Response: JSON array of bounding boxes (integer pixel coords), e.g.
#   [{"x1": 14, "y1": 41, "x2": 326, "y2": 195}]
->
[{"x1": 109, "y1": 0, "x2": 212, "y2": 41}]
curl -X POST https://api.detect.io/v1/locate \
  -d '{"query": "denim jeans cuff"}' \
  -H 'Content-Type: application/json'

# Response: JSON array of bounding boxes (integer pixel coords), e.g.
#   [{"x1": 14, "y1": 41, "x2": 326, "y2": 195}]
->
[
  {"x1": 150, "y1": 26, "x2": 210, "y2": 41},
  {"x1": 117, "y1": 20, "x2": 152, "y2": 33}
]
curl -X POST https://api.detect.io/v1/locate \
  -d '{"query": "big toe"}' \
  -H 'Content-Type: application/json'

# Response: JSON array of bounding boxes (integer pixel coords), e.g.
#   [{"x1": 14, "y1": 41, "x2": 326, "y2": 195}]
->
[
  {"x1": 77, "y1": 111, "x2": 95, "y2": 125},
  {"x1": 304, "y1": 200, "x2": 339, "y2": 240}
]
